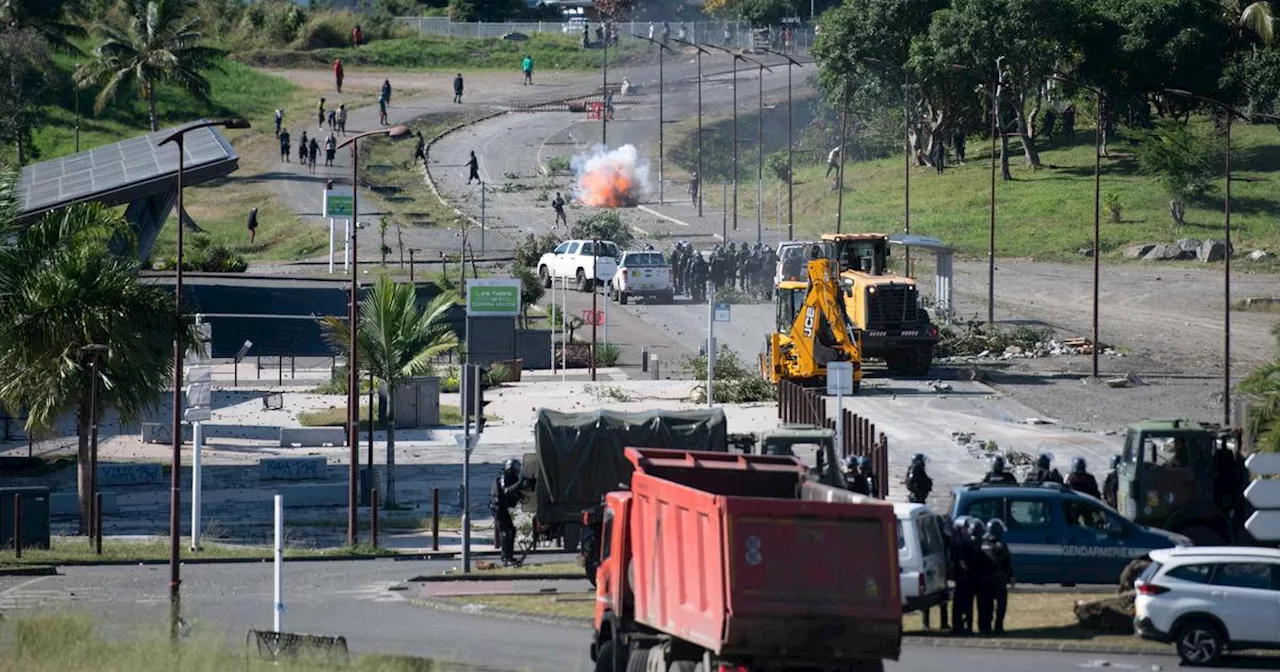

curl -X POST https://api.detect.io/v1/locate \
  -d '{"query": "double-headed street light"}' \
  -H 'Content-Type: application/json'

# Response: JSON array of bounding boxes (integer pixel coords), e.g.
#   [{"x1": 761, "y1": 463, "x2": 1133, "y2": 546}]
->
[
  {"x1": 1163, "y1": 88, "x2": 1279, "y2": 426},
  {"x1": 335, "y1": 124, "x2": 411, "y2": 546},
  {"x1": 759, "y1": 48, "x2": 803, "y2": 240},
  {"x1": 950, "y1": 59, "x2": 1004, "y2": 325},
  {"x1": 635, "y1": 35, "x2": 675, "y2": 204},
  {"x1": 672, "y1": 37, "x2": 713, "y2": 217},
  {"x1": 745, "y1": 55, "x2": 774, "y2": 244},
  {"x1": 705, "y1": 44, "x2": 741, "y2": 234},
  {"x1": 1049, "y1": 73, "x2": 1106, "y2": 379},
  {"x1": 158, "y1": 116, "x2": 250, "y2": 643}
]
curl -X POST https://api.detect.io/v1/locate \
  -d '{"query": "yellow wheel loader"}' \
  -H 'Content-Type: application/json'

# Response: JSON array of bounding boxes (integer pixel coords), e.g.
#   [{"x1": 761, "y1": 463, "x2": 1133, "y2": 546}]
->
[{"x1": 759, "y1": 256, "x2": 863, "y2": 390}]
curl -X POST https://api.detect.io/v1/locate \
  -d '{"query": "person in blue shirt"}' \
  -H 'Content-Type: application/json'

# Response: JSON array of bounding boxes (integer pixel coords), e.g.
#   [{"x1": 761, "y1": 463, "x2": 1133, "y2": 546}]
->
[{"x1": 522, "y1": 55, "x2": 534, "y2": 85}]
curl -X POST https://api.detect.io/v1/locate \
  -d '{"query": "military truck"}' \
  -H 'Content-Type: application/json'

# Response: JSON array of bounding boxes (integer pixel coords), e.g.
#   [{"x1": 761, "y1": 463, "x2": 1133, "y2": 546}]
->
[
  {"x1": 755, "y1": 424, "x2": 848, "y2": 488},
  {"x1": 822, "y1": 233, "x2": 939, "y2": 376},
  {"x1": 1116, "y1": 419, "x2": 1252, "y2": 545}
]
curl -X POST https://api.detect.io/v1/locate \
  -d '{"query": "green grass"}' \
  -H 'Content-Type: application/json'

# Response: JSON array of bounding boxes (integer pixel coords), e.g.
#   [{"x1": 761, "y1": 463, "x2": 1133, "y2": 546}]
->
[
  {"x1": 678, "y1": 115, "x2": 1280, "y2": 264},
  {"x1": 0, "y1": 535, "x2": 393, "y2": 567},
  {"x1": 361, "y1": 113, "x2": 478, "y2": 233},
  {"x1": 297, "y1": 403, "x2": 474, "y2": 429},
  {"x1": 235, "y1": 34, "x2": 642, "y2": 72},
  {"x1": 0, "y1": 613, "x2": 447, "y2": 671}
]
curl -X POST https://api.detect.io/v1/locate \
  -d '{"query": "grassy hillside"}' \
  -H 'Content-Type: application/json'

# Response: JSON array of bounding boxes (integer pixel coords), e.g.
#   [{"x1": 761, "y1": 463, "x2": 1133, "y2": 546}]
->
[
  {"x1": 677, "y1": 116, "x2": 1280, "y2": 264},
  {"x1": 234, "y1": 34, "x2": 642, "y2": 72}
]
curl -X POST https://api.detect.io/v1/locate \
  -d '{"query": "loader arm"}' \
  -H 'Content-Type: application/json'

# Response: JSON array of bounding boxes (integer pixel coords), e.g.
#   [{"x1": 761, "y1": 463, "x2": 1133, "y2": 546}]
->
[{"x1": 763, "y1": 258, "x2": 862, "y2": 386}]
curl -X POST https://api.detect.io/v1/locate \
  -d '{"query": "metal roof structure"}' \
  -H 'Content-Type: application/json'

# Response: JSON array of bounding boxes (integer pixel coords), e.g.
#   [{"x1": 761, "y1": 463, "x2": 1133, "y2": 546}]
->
[
  {"x1": 15, "y1": 123, "x2": 240, "y2": 260},
  {"x1": 888, "y1": 233, "x2": 955, "y2": 320}
]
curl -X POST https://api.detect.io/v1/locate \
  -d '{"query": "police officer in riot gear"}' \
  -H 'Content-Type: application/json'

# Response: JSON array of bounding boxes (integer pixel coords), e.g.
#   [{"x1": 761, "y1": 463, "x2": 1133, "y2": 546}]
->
[
  {"x1": 983, "y1": 455, "x2": 1018, "y2": 485},
  {"x1": 906, "y1": 453, "x2": 932, "y2": 504},
  {"x1": 859, "y1": 456, "x2": 879, "y2": 498},
  {"x1": 1024, "y1": 453, "x2": 1063, "y2": 485},
  {"x1": 844, "y1": 455, "x2": 868, "y2": 495},
  {"x1": 1103, "y1": 455, "x2": 1120, "y2": 508},
  {"x1": 690, "y1": 251, "x2": 708, "y2": 303},
  {"x1": 490, "y1": 459, "x2": 526, "y2": 566},
  {"x1": 952, "y1": 517, "x2": 985, "y2": 634},
  {"x1": 1066, "y1": 457, "x2": 1101, "y2": 498},
  {"x1": 978, "y1": 519, "x2": 1013, "y2": 634}
]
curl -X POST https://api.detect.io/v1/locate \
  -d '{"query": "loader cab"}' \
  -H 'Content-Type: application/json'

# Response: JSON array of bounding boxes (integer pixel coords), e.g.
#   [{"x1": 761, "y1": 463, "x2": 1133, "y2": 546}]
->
[
  {"x1": 822, "y1": 233, "x2": 892, "y2": 277},
  {"x1": 1117, "y1": 420, "x2": 1245, "y2": 545},
  {"x1": 757, "y1": 424, "x2": 847, "y2": 489},
  {"x1": 775, "y1": 281, "x2": 808, "y2": 331}
]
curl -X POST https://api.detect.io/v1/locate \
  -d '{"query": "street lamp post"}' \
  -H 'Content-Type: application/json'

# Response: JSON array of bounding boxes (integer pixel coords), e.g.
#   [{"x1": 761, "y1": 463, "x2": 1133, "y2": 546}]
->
[
  {"x1": 673, "y1": 37, "x2": 712, "y2": 217},
  {"x1": 707, "y1": 44, "x2": 740, "y2": 233},
  {"x1": 158, "y1": 117, "x2": 250, "y2": 643},
  {"x1": 636, "y1": 36, "x2": 674, "y2": 204},
  {"x1": 335, "y1": 125, "x2": 411, "y2": 547},
  {"x1": 1163, "y1": 89, "x2": 1279, "y2": 426},
  {"x1": 1051, "y1": 74, "x2": 1105, "y2": 378},
  {"x1": 80, "y1": 344, "x2": 108, "y2": 542},
  {"x1": 761, "y1": 49, "x2": 802, "y2": 240},
  {"x1": 861, "y1": 56, "x2": 913, "y2": 274},
  {"x1": 836, "y1": 84, "x2": 849, "y2": 233}
]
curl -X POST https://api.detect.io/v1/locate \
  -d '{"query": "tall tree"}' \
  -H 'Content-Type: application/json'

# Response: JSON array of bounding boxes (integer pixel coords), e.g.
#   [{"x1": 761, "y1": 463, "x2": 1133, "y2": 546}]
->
[
  {"x1": 0, "y1": 0, "x2": 86, "y2": 52},
  {"x1": 0, "y1": 196, "x2": 195, "y2": 533},
  {"x1": 0, "y1": 0, "x2": 83, "y2": 164},
  {"x1": 74, "y1": 0, "x2": 225, "y2": 132},
  {"x1": 320, "y1": 276, "x2": 459, "y2": 507}
]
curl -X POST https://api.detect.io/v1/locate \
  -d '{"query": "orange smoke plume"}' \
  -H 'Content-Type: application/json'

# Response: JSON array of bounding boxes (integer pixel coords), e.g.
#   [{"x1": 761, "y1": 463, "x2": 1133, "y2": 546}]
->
[{"x1": 573, "y1": 144, "x2": 648, "y2": 207}]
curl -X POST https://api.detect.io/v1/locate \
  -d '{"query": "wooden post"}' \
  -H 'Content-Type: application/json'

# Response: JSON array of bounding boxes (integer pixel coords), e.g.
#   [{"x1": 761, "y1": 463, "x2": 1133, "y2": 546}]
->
[
  {"x1": 371, "y1": 488, "x2": 379, "y2": 548},
  {"x1": 431, "y1": 487, "x2": 440, "y2": 552},
  {"x1": 13, "y1": 493, "x2": 21, "y2": 559},
  {"x1": 95, "y1": 492, "x2": 103, "y2": 555}
]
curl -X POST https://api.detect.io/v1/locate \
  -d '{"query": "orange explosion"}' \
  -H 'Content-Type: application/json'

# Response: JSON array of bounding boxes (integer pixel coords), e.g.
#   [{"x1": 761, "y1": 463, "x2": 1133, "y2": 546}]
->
[{"x1": 577, "y1": 163, "x2": 636, "y2": 207}]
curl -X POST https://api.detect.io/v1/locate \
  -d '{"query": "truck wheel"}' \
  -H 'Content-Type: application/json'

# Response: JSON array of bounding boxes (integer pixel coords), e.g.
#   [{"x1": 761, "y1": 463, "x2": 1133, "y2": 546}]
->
[
  {"x1": 626, "y1": 648, "x2": 649, "y2": 672},
  {"x1": 883, "y1": 353, "x2": 909, "y2": 375},
  {"x1": 619, "y1": 290, "x2": 628, "y2": 305},
  {"x1": 906, "y1": 346, "x2": 934, "y2": 377},
  {"x1": 595, "y1": 640, "x2": 619, "y2": 672},
  {"x1": 539, "y1": 266, "x2": 552, "y2": 289},
  {"x1": 668, "y1": 662, "x2": 696, "y2": 672}
]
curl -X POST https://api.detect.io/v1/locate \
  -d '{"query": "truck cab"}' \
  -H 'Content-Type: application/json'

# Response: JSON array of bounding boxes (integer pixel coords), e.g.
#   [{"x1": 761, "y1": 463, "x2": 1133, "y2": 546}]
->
[
  {"x1": 756, "y1": 424, "x2": 847, "y2": 488},
  {"x1": 1117, "y1": 419, "x2": 1250, "y2": 545}
]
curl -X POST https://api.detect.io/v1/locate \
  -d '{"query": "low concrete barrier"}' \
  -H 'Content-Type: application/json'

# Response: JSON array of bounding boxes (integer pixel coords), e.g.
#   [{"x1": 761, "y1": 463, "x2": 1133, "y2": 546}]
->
[
  {"x1": 140, "y1": 423, "x2": 192, "y2": 444},
  {"x1": 97, "y1": 463, "x2": 164, "y2": 486},
  {"x1": 50, "y1": 492, "x2": 118, "y2": 518},
  {"x1": 259, "y1": 457, "x2": 328, "y2": 481},
  {"x1": 279, "y1": 427, "x2": 347, "y2": 448}
]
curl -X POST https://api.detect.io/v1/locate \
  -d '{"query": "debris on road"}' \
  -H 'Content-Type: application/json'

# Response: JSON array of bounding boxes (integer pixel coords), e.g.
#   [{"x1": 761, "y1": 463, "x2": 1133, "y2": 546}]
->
[{"x1": 1104, "y1": 372, "x2": 1143, "y2": 388}]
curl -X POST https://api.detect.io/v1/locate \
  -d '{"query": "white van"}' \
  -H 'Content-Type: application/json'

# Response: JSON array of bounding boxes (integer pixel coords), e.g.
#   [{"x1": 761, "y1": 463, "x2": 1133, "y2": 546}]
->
[{"x1": 895, "y1": 503, "x2": 950, "y2": 614}]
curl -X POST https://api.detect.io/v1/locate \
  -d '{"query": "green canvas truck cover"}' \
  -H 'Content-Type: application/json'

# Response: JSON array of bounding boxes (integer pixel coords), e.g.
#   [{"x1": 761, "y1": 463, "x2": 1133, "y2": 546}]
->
[{"x1": 533, "y1": 408, "x2": 728, "y2": 523}]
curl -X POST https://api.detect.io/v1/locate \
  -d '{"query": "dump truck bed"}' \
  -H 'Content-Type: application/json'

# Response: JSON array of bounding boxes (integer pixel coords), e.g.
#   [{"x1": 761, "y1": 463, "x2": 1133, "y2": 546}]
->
[{"x1": 625, "y1": 448, "x2": 901, "y2": 663}]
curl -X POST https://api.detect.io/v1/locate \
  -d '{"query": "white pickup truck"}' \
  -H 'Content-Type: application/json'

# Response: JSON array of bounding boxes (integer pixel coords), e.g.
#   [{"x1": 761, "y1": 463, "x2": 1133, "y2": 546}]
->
[
  {"x1": 610, "y1": 250, "x2": 673, "y2": 304},
  {"x1": 537, "y1": 239, "x2": 619, "y2": 292}
]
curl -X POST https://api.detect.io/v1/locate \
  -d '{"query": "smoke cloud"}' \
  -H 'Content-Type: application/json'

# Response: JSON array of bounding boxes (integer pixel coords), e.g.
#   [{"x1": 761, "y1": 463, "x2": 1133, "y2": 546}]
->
[{"x1": 572, "y1": 144, "x2": 650, "y2": 208}]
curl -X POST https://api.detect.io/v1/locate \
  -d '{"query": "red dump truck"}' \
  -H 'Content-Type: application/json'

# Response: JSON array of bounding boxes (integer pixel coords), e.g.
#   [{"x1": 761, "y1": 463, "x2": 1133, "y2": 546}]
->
[{"x1": 590, "y1": 448, "x2": 901, "y2": 672}]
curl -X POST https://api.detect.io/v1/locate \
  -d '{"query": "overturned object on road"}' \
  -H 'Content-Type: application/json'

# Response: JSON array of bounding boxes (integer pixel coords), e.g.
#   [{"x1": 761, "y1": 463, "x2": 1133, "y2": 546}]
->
[{"x1": 531, "y1": 407, "x2": 727, "y2": 525}]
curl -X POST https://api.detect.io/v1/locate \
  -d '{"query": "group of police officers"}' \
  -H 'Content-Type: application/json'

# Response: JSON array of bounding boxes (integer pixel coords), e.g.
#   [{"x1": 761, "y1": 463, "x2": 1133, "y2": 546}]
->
[{"x1": 668, "y1": 241, "x2": 780, "y2": 302}]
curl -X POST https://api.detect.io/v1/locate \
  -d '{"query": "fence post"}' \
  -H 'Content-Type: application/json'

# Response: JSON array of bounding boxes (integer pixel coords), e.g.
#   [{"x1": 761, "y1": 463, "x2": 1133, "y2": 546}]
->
[
  {"x1": 878, "y1": 433, "x2": 890, "y2": 499},
  {"x1": 842, "y1": 410, "x2": 853, "y2": 457},
  {"x1": 851, "y1": 415, "x2": 861, "y2": 454},
  {"x1": 95, "y1": 492, "x2": 103, "y2": 555},
  {"x1": 862, "y1": 418, "x2": 872, "y2": 454},
  {"x1": 12, "y1": 493, "x2": 21, "y2": 559},
  {"x1": 371, "y1": 488, "x2": 379, "y2": 549},
  {"x1": 431, "y1": 487, "x2": 440, "y2": 552}
]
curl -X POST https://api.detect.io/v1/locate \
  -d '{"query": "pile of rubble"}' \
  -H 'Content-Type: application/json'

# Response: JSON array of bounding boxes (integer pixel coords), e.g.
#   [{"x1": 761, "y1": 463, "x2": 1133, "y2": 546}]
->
[
  {"x1": 941, "y1": 337, "x2": 1121, "y2": 363},
  {"x1": 1121, "y1": 239, "x2": 1269, "y2": 263}
]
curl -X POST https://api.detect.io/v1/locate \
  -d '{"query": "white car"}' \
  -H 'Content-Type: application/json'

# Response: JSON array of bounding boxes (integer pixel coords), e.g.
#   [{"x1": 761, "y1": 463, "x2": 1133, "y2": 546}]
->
[
  {"x1": 610, "y1": 250, "x2": 673, "y2": 305},
  {"x1": 538, "y1": 239, "x2": 619, "y2": 292},
  {"x1": 775, "y1": 240, "x2": 819, "y2": 285},
  {"x1": 895, "y1": 503, "x2": 950, "y2": 617},
  {"x1": 1134, "y1": 546, "x2": 1280, "y2": 665}
]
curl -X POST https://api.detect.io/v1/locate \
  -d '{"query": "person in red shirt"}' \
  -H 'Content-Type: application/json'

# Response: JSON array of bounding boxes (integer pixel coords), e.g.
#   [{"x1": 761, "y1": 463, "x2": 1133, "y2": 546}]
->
[
  {"x1": 334, "y1": 59, "x2": 344, "y2": 93},
  {"x1": 352, "y1": 24, "x2": 364, "y2": 47}
]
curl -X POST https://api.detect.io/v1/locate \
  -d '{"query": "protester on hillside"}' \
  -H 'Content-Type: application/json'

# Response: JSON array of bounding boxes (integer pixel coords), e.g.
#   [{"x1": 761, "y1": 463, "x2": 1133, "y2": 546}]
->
[
  {"x1": 279, "y1": 128, "x2": 290, "y2": 163},
  {"x1": 246, "y1": 207, "x2": 259, "y2": 243},
  {"x1": 334, "y1": 59, "x2": 344, "y2": 93},
  {"x1": 337, "y1": 104, "x2": 347, "y2": 135},
  {"x1": 352, "y1": 24, "x2": 364, "y2": 47}
]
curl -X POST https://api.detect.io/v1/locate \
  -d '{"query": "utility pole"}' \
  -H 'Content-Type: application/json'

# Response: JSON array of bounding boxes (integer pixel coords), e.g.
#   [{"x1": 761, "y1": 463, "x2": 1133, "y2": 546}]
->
[
  {"x1": 638, "y1": 36, "x2": 674, "y2": 204},
  {"x1": 674, "y1": 38, "x2": 711, "y2": 218},
  {"x1": 761, "y1": 49, "x2": 802, "y2": 241},
  {"x1": 836, "y1": 84, "x2": 849, "y2": 233}
]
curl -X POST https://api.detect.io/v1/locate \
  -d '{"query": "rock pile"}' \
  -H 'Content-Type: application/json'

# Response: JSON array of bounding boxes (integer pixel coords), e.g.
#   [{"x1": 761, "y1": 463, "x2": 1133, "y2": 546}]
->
[
  {"x1": 1121, "y1": 238, "x2": 1264, "y2": 262},
  {"x1": 941, "y1": 338, "x2": 1121, "y2": 363}
]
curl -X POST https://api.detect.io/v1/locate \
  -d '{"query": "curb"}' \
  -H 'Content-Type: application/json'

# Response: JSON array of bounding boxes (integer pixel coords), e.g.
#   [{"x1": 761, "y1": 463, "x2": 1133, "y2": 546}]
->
[
  {"x1": 902, "y1": 634, "x2": 1172, "y2": 657},
  {"x1": 411, "y1": 595, "x2": 593, "y2": 630},
  {"x1": 0, "y1": 565, "x2": 58, "y2": 577},
  {"x1": 413, "y1": 571, "x2": 583, "y2": 583},
  {"x1": 422, "y1": 109, "x2": 513, "y2": 234}
]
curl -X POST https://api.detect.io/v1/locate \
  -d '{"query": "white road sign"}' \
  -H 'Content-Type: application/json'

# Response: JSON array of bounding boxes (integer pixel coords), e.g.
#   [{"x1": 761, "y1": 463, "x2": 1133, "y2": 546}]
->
[
  {"x1": 186, "y1": 366, "x2": 213, "y2": 384},
  {"x1": 1246, "y1": 452, "x2": 1280, "y2": 477},
  {"x1": 184, "y1": 384, "x2": 211, "y2": 408},
  {"x1": 1245, "y1": 480, "x2": 1280, "y2": 509},
  {"x1": 1245, "y1": 509, "x2": 1280, "y2": 542},
  {"x1": 183, "y1": 407, "x2": 212, "y2": 423},
  {"x1": 714, "y1": 303, "x2": 731, "y2": 323},
  {"x1": 826, "y1": 361, "x2": 855, "y2": 396}
]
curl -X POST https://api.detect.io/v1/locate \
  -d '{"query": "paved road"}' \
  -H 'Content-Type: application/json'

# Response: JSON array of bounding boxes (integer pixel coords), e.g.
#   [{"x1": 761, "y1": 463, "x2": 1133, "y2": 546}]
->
[{"x1": 0, "y1": 559, "x2": 1200, "y2": 671}]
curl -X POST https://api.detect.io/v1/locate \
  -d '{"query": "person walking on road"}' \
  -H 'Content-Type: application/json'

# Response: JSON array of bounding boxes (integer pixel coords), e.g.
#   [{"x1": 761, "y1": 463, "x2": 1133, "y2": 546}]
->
[
  {"x1": 307, "y1": 136, "x2": 319, "y2": 173},
  {"x1": 905, "y1": 453, "x2": 932, "y2": 504},
  {"x1": 453, "y1": 73, "x2": 464, "y2": 103},
  {"x1": 552, "y1": 191, "x2": 567, "y2": 227},
  {"x1": 490, "y1": 459, "x2": 526, "y2": 567},
  {"x1": 950, "y1": 517, "x2": 976, "y2": 634},
  {"x1": 274, "y1": 108, "x2": 283, "y2": 137},
  {"x1": 413, "y1": 132, "x2": 426, "y2": 167},
  {"x1": 334, "y1": 59, "x2": 344, "y2": 93},
  {"x1": 279, "y1": 128, "x2": 291, "y2": 162},
  {"x1": 317, "y1": 97, "x2": 326, "y2": 129},
  {"x1": 522, "y1": 54, "x2": 534, "y2": 85},
  {"x1": 327, "y1": 109, "x2": 336, "y2": 131},
  {"x1": 324, "y1": 133, "x2": 336, "y2": 167},
  {"x1": 689, "y1": 171, "x2": 699, "y2": 203},
  {"x1": 297, "y1": 130, "x2": 308, "y2": 164},
  {"x1": 381, "y1": 79, "x2": 392, "y2": 105},
  {"x1": 378, "y1": 94, "x2": 388, "y2": 125},
  {"x1": 246, "y1": 207, "x2": 259, "y2": 243},
  {"x1": 1103, "y1": 455, "x2": 1120, "y2": 508},
  {"x1": 337, "y1": 104, "x2": 347, "y2": 135},
  {"x1": 466, "y1": 150, "x2": 481, "y2": 184}
]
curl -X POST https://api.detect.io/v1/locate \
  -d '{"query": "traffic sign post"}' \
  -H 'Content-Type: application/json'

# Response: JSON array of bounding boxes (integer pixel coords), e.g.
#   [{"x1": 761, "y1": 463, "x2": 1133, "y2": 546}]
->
[
  {"x1": 827, "y1": 362, "x2": 855, "y2": 459},
  {"x1": 186, "y1": 318, "x2": 213, "y2": 551},
  {"x1": 1245, "y1": 452, "x2": 1280, "y2": 541}
]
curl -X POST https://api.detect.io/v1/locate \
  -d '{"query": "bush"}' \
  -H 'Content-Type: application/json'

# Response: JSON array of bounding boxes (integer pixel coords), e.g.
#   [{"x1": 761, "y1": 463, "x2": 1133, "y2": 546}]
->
[
  {"x1": 685, "y1": 344, "x2": 776, "y2": 403},
  {"x1": 514, "y1": 265, "x2": 545, "y2": 307},
  {"x1": 1130, "y1": 120, "x2": 1223, "y2": 227},
  {"x1": 514, "y1": 232, "x2": 560, "y2": 270},
  {"x1": 152, "y1": 235, "x2": 248, "y2": 273},
  {"x1": 570, "y1": 210, "x2": 634, "y2": 250},
  {"x1": 290, "y1": 10, "x2": 407, "y2": 50},
  {"x1": 1103, "y1": 191, "x2": 1123, "y2": 223},
  {"x1": 596, "y1": 343, "x2": 621, "y2": 367},
  {"x1": 935, "y1": 319, "x2": 1053, "y2": 358}
]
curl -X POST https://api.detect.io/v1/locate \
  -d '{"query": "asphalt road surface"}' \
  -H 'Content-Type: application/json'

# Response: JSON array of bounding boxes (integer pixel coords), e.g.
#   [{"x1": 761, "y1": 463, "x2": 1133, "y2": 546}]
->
[{"x1": 0, "y1": 559, "x2": 1203, "y2": 671}]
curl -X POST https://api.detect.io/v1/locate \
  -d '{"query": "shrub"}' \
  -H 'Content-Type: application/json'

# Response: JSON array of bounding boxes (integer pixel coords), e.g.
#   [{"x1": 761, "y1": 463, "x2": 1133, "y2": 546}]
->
[
  {"x1": 514, "y1": 265, "x2": 545, "y2": 307},
  {"x1": 685, "y1": 344, "x2": 776, "y2": 403},
  {"x1": 570, "y1": 210, "x2": 634, "y2": 250},
  {"x1": 934, "y1": 319, "x2": 1053, "y2": 358},
  {"x1": 514, "y1": 232, "x2": 560, "y2": 270},
  {"x1": 595, "y1": 343, "x2": 621, "y2": 367},
  {"x1": 152, "y1": 235, "x2": 248, "y2": 273},
  {"x1": 1103, "y1": 192, "x2": 1122, "y2": 223},
  {"x1": 545, "y1": 156, "x2": 572, "y2": 174},
  {"x1": 1130, "y1": 120, "x2": 1222, "y2": 227}
]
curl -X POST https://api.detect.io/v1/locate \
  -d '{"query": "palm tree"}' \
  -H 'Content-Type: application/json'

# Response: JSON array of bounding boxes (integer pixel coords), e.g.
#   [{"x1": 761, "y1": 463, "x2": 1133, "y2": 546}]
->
[
  {"x1": 1230, "y1": 0, "x2": 1275, "y2": 43},
  {"x1": 74, "y1": 0, "x2": 225, "y2": 132},
  {"x1": 320, "y1": 275, "x2": 460, "y2": 506},
  {"x1": 0, "y1": 198, "x2": 195, "y2": 533},
  {"x1": 0, "y1": 0, "x2": 86, "y2": 53},
  {"x1": 1241, "y1": 322, "x2": 1280, "y2": 453}
]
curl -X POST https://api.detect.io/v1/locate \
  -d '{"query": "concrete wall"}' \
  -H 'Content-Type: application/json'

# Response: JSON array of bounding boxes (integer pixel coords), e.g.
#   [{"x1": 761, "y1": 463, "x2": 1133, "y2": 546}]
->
[
  {"x1": 97, "y1": 463, "x2": 164, "y2": 486},
  {"x1": 259, "y1": 457, "x2": 328, "y2": 481}
]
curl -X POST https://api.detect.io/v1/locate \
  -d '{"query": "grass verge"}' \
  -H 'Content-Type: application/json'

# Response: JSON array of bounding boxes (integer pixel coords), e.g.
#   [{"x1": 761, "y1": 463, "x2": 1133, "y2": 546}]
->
[
  {"x1": 438, "y1": 591, "x2": 1167, "y2": 653},
  {"x1": 297, "y1": 403, "x2": 475, "y2": 429},
  {"x1": 672, "y1": 113, "x2": 1280, "y2": 265},
  {"x1": 0, "y1": 613, "x2": 444, "y2": 671},
  {"x1": 235, "y1": 35, "x2": 642, "y2": 72},
  {"x1": 0, "y1": 536, "x2": 393, "y2": 567}
]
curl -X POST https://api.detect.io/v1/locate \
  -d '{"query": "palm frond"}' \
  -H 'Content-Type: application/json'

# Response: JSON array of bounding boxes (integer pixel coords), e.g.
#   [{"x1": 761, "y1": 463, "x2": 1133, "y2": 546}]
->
[{"x1": 1241, "y1": 1, "x2": 1276, "y2": 44}]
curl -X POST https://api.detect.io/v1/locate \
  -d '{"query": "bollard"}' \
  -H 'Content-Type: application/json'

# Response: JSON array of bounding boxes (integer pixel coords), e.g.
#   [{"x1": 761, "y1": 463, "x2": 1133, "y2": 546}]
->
[
  {"x1": 95, "y1": 492, "x2": 103, "y2": 555},
  {"x1": 641, "y1": 346, "x2": 649, "y2": 373},
  {"x1": 371, "y1": 488, "x2": 379, "y2": 549},
  {"x1": 650, "y1": 355, "x2": 660, "y2": 380},
  {"x1": 13, "y1": 493, "x2": 21, "y2": 559},
  {"x1": 431, "y1": 488, "x2": 440, "y2": 552}
]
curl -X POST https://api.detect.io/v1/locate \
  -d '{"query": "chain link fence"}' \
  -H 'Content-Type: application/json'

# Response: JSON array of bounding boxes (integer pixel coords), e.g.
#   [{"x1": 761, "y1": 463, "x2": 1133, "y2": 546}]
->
[{"x1": 392, "y1": 17, "x2": 812, "y2": 51}]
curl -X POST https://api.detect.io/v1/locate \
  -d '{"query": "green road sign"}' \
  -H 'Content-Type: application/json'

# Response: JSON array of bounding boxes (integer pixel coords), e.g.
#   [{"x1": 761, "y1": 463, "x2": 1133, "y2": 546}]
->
[
  {"x1": 324, "y1": 189, "x2": 354, "y2": 218},
  {"x1": 467, "y1": 279, "x2": 521, "y2": 316}
]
